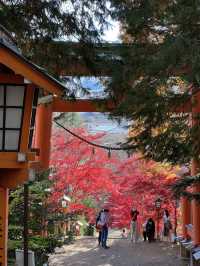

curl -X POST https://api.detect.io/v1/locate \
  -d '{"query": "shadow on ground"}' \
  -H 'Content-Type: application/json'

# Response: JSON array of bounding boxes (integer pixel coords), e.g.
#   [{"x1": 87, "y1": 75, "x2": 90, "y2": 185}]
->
[{"x1": 49, "y1": 238, "x2": 188, "y2": 266}]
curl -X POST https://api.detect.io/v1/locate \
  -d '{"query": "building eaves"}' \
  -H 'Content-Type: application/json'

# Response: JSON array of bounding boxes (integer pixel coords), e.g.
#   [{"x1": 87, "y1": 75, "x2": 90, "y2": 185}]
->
[{"x1": 0, "y1": 39, "x2": 67, "y2": 95}]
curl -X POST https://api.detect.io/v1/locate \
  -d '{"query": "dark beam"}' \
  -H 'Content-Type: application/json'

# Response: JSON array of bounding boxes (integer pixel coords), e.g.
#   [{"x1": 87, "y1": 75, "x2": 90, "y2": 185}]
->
[{"x1": 31, "y1": 42, "x2": 132, "y2": 76}]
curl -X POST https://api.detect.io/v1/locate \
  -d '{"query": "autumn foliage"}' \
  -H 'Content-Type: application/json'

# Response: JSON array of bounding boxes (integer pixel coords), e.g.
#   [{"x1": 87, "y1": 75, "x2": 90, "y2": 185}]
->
[{"x1": 50, "y1": 127, "x2": 179, "y2": 229}]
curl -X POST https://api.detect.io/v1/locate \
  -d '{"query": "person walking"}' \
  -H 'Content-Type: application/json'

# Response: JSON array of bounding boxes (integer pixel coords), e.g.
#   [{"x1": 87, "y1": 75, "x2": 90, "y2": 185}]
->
[
  {"x1": 121, "y1": 229, "x2": 127, "y2": 239},
  {"x1": 146, "y1": 218, "x2": 155, "y2": 242},
  {"x1": 163, "y1": 209, "x2": 172, "y2": 241},
  {"x1": 99, "y1": 209, "x2": 110, "y2": 249},
  {"x1": 130, "y1": 208, "x2": 139, "y2": 243},
  {"x1": 142, "y1": 220, "x2": 147, "y2": 241},
  {"x1": 96, "y1": 210, "x2": 103, "y2": 246}
]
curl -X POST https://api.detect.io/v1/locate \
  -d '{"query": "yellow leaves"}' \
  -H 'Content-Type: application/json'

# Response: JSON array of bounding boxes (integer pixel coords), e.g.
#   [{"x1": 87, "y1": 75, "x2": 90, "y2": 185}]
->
[
  {"x1": 151, "y1": 122, "x2": 169, "y2": 137},
  {"x1": 166, "y1": 173, "x2": 177, "y2": 181},
  {"x1": 156, "y1": 85, "x2": 168, "y2": 96}
]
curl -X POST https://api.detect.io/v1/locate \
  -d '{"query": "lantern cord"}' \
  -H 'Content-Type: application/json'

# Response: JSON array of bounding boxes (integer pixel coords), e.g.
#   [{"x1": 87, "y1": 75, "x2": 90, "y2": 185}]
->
[{"x1": 53, "y1": 119, "x2": 137, "y2": 151}]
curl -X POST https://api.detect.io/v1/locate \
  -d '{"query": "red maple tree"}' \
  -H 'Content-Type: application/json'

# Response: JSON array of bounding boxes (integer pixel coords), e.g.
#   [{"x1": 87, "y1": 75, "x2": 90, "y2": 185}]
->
[
  {"x1": 50, "y1": 127, "x2": 118, "y2": 223},
  {"x1": 50, "y1": 127, "x2": 178, "y2": 230},
  {"x1": 108, "y1": 155, "x2": 178, "y2": 229}
]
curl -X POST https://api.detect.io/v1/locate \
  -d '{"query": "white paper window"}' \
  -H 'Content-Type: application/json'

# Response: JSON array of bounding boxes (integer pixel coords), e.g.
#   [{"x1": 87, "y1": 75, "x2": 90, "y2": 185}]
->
[
  {"x1": 0, "y1": 108, "x2": 3, "y2": 128},
  {"x1": 6, "y1": 85, "x2": 25, "y2": 106},
  {"x1": 4, "y1": 130, "x2": 20, "y2": 150},
  {"x1": 5, "y1": 108, "x2": 22, "y2": 128},
  {"x1": 0, "y1": 86, "x2": 4, "y2": 106},
  {"x1": 0, "y1": 130, "x2": 2, "y2": 150}
]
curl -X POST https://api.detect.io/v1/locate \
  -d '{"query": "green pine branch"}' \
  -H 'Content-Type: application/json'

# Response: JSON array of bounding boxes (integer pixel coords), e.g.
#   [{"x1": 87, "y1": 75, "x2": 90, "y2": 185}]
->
[{"x1": 172, "y1": 173, "x2": 200, "y2": 201}]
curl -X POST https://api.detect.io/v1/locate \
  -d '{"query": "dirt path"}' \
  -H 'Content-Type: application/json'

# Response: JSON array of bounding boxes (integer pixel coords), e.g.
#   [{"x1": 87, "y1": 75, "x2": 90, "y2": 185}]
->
[{"x1": 49, "y1": 237, "x2": 188, "y2": 266}]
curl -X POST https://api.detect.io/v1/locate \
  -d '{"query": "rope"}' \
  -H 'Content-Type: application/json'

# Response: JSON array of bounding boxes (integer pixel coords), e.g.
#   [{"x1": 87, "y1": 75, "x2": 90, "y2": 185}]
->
[{"x1": 53, "y1": 119, "x2": 137, "y2": 151}]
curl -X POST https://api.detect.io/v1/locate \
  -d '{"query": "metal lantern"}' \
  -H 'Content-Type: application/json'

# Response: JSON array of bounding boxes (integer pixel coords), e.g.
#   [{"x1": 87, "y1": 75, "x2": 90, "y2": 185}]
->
[
  {"x1": 0, "y1": 85, "x2": 25, "y2": 151},
  {"x1": 62, "y1": 200, "x2": 67, "y2": 208},
  {"x1": 155, "y1": 198, "x2": 162, "y2": 209}
]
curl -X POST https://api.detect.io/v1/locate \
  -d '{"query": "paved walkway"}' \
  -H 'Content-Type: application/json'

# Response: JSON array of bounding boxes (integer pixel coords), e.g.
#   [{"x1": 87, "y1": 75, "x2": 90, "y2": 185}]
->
[{"x1": 49, "y1": 236, "x2": 188, "y2": 266}]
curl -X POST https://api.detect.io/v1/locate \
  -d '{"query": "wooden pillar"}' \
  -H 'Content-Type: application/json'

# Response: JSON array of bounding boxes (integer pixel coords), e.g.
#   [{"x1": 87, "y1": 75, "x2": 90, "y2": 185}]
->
[
  {"x1": 23, "y1": 183, "x2": 29, "y2": 266},
  {"x1": 191, "y1": 91, "x2": 200, "y2": 245},
  {"x1": 181, "y1": 196, "x2": 191, "y2": 238},
  {"x1": 0, "y1": 187, "x2": 8, "y2": 266},
  {"x1": 34, "y1": 103, "x2": 53, "y2": 169}
]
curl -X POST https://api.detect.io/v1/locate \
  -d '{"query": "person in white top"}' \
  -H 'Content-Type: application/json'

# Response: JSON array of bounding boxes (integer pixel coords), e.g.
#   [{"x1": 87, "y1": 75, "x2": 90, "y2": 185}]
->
[
  {"x1": 163, "y1": 209, "x2": 172, "y2": 241},
  {"x1": 121, "y1": 229, "x2": 127, "y2": 239},
  {"x1": 99, "y1": 209, "x2": 110, "y2": 249},
  {"x1": 130, "y1": 208, "x2": 139, "y2": 243},
  {"x1": 142, "y1": 220, "x2": 147, "y2": 241}
]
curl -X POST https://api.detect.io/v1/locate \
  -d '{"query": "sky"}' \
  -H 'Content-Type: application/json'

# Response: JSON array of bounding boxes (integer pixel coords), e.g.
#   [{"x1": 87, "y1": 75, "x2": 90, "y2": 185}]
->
[
  {"x1": 61, "y1": 2, "x2": 121, "y2": 43},
  {"x1": 103, "y1": 21, "x2": 120, "y2": 42},
  {"x1": 64, "y1": 17, "x2": 127, "y2": 137}
]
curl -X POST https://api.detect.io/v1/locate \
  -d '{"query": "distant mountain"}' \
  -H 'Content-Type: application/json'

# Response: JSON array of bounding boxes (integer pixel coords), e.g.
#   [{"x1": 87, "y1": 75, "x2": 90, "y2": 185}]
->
[
  {"x1": 80, "y1": 112, "x2": 128, "y2": 134},
  {"x1": 79, "y1": 112, "x2": 128, "y2": 159}
]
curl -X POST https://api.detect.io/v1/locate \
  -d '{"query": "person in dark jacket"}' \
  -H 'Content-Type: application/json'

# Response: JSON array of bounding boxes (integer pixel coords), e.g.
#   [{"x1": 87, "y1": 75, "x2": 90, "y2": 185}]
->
[{"x1": 146, "y1": 218, "x2": 155, "y2": 243}]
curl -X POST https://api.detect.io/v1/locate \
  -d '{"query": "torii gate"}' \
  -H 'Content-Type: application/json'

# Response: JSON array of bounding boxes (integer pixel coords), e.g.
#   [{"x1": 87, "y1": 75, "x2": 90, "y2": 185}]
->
[
  {"x1": 34, "y1": 82, "x2": 200, "y2": 247},
  {"x1": 32, "y1": 41, "x2": 200, "y2": 247}
]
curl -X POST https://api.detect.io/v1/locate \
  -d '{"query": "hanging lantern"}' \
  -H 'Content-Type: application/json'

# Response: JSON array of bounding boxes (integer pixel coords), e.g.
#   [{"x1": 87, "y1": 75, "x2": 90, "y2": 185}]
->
[
  {"x1": 92, "y1": 147, "x2": 95, "y2": 155},
  {"x1": 108, "y1": 149, "x2": 111, "y2": 158},
  {"x1": 155, "y1": 198, "x2": 162, "y2": 209},
  {"x1": 127, "y1": 150, "x2": 131, "y2": 158}
]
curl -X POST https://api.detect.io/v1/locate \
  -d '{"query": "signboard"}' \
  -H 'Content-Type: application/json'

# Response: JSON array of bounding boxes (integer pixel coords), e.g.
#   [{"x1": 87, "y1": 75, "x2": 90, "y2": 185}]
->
[{"x1": 193, "y1": 251, "x2": 200, "y2": 261}]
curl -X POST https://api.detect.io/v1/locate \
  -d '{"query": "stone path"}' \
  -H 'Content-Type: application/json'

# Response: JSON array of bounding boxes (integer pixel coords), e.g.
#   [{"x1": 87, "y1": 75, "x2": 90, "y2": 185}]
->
[{"x1": 49, "y1": 237, "x2": 188, "y2": 266}]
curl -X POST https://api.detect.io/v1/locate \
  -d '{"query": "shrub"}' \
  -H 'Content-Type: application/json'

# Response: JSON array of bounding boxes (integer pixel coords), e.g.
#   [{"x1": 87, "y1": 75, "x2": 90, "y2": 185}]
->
[
  {"x1": 8, "y1": 239, "x2": 22, "y2": 259},
  {"x1": 83, "y1": 224, "x2": 94, "y2": 236},
  {"x1": 63, "y1": 231, "x2": 74, "y2": 244},
  {"x1": 29, "y1": 235, "x2": 62, "y2": 265},
  {"x1": 8, "y1": 235, "x2": 62, "y2": 266},
  {"x1": 8, "y1": 225, "x2": 23, "y2": 240}
]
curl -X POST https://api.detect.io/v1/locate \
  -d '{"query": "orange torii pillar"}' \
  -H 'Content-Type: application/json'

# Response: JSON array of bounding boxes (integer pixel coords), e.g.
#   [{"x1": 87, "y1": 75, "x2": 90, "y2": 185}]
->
[
  {"x1": 0, "y1": 188, "x2": 8, "y2": 265},
  {"x1": 181, "y1": 196, "x2": 191, "y2": 238},
  {"x1": 191, "y1": 91, "x2": 200, "y2": 245},
  {"x1": 34, "y1": 103, "x2": 53, "y2": 169},
  {"x1": 34, "y1": 98, "x2": 115, "y2": 169},
  {"x1": 191, "y1": 158, "x2": 200, "y2": 245}
]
